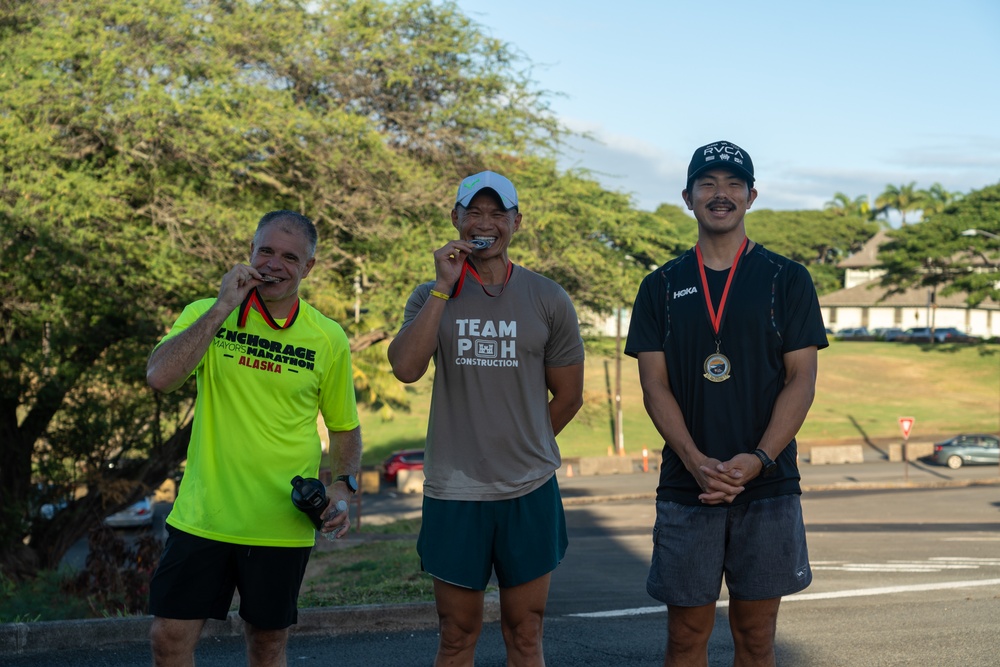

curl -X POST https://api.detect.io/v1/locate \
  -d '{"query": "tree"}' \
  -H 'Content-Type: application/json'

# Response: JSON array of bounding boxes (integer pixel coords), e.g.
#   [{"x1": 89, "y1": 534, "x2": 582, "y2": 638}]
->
[
  {"x1": 920, "y1": 183, "x2": 964, "y2": 216},
  {"x1": 875, "y1": 182, "x2": 924, "y2": 226},
  {"x1": 877, "y1": 183, "x2": 1000, "y2": 308},
  {"x1": 746, "y1": 209, "x2": 879, "y2": 295},
  {"x1": 0, "y1": 0, "x2": 567, "y2": 571},
  {"x1": 508, "y1": 162, "x2": 690, "y2": 314},
  {"x1": 825, "y1": 192, "x2": 873, "y2": 220}
]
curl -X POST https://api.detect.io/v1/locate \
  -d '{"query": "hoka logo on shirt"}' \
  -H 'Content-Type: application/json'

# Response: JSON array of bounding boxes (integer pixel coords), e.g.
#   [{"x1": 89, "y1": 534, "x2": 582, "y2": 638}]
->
[
  {"x1": 454, "y1": 318, "x2": 519, "y2": 368},
  {"x1": 673, "y1": 286, "x2": 698, "y2": 299}
]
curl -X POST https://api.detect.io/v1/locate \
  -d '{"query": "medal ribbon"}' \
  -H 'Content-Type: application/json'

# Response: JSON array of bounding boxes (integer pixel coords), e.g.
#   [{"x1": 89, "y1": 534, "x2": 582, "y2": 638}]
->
[
  {"x1": 238, "y1": 288, "x2": 300, "y2": 330},
  {"x1": 451, "y1": 260, "x2": 514, "y2": 299},
  {"x1": 694, "y1": 236, "x2": 748, "y2": 336}
]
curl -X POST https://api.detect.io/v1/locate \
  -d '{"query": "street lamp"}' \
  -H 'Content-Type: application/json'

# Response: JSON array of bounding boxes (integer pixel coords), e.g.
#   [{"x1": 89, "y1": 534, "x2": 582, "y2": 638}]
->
[{"x1": 961, "y1": 228, "x2": 1000, "y2": 240}]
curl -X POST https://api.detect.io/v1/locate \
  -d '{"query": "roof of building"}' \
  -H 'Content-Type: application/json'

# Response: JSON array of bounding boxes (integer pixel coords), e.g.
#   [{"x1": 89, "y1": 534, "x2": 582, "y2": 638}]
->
[
  {"x1": 838, "y1": 229, "x2": 891, "y2": 268},
  {"x1": 840, "y1": 228, "x2": 996, "y2": 269},
  {"x1": 819, "y1": 281, "x2": 1000, "y2": 310}
]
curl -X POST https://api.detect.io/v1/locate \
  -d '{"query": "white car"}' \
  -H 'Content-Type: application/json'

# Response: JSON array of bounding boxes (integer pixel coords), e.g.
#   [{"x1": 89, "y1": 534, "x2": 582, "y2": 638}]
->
[{"x1": 104, "y1": 497, "x2": 154, "y2": 528}]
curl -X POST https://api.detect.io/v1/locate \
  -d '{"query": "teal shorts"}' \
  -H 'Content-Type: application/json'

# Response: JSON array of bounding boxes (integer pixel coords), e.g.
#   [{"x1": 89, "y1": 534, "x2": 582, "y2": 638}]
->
[{"x1": 417, "y1": 475, "x2": 568, "y2": 590}]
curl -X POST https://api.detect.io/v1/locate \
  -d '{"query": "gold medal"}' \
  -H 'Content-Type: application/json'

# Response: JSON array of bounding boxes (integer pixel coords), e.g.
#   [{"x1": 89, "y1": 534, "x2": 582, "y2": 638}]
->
[{"x1": 703, "y1": 352, "x2": 732, "y2": 382}]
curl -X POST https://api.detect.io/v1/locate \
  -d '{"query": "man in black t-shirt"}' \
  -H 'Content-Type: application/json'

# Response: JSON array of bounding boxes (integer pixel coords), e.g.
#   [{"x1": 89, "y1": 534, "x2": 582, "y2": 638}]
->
[{"x1": 625, "y1": 141, "x2": 828, "y2": 666}]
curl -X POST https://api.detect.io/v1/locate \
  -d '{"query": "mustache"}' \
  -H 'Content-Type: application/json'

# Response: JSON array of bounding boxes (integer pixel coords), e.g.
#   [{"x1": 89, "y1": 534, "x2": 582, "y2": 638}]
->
[{"x1": 708, "y1": 198, "x2": 735, "y2": 209}]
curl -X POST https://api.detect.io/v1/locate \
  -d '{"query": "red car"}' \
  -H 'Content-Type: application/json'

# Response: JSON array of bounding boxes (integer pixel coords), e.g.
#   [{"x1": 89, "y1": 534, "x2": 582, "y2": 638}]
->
[{"x1": 379, "y1": 449, "x2": 424, "y2": 483}]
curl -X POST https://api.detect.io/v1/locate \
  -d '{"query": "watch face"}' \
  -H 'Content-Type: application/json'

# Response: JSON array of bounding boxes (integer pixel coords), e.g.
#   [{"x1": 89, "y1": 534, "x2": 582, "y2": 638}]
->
[{"x1": 337, "y1": 474, "x2": 358, "y2": 493}]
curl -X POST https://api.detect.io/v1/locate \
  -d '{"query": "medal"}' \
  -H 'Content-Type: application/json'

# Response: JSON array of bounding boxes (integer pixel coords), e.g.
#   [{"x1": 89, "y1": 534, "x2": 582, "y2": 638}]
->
[
  {"x1": 703, "y1": 344, "x2": 732, "y2": 382},
  {"x1": 695, "y1": 237, "x2": 748, "y2": 383},
  {"x1": 451, "y1": 259, "x2": 513, "y2": 299},
  {"x1": 238, "y1": 288, "x2": 300, "y2": 330}
]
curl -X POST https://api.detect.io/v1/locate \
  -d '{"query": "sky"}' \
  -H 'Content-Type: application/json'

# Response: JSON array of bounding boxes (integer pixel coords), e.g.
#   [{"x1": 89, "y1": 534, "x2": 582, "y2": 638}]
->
[{"x1": 449, "y1": 0, "x2": 1000, "y2": 219}]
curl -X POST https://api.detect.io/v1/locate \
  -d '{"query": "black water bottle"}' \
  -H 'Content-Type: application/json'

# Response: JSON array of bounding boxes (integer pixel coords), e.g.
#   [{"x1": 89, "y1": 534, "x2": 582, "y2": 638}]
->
[{"x1": 290, "y1": 475, "x2": 327, "y2": 529}]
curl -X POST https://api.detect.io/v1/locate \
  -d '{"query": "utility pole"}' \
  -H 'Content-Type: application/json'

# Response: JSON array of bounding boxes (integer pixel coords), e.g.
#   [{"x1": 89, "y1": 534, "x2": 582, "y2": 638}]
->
[
  {"x1": 353, "y1": 273, "x2": 362, "y2": 324},
  {"x1": 614, "y1": 305, "x2": 624, "y2": 457}
]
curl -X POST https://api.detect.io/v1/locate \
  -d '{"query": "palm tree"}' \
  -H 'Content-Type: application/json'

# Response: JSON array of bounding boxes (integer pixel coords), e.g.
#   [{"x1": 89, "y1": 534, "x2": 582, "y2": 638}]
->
[
  {"x1": 875, "y1": 182, "x2": 923, "y2": 226},
  {"x1": 824, "y1": 192, "x2": 872, "y2": 219},
  {"x1": 920, "y1": 183, "x2": 963, "y2": 216}
]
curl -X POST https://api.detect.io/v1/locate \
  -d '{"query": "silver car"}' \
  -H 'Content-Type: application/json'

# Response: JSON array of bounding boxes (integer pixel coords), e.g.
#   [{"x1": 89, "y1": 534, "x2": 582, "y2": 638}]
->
[
  {"x1": 929, "y1": 434, "x2": 1000, "y2": 469},
  {"x1": 104, "y1": 497, "x2": 154, "y2": 528}
]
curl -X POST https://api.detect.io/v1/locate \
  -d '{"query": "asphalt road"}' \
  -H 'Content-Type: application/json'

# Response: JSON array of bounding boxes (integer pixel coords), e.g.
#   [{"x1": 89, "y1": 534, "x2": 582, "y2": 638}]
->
[{"x1": 5, "y1": 459, "x2": 1000, "y2": 666}]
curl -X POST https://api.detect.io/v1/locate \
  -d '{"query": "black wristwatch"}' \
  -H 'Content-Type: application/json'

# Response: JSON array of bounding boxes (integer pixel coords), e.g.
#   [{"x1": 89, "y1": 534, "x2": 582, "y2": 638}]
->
[
  {"x1": 334, "y1": 474, "x2": 358, "y2": 494},
  {"x1": 751, "y1": 449, "x2": 777, "y2": 477}
]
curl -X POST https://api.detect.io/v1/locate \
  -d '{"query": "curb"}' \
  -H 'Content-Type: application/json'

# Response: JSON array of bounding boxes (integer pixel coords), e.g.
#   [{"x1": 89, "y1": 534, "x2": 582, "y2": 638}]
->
[
  {"x1": 0, "y1": 593, "x2": 502, "y2": 657},
  {"x1": 801, "y1": 477, "x2": 1000, "y2": 492},
  {"x1": 560, "y1": 474, "x2": 1000, "y2": 503}
]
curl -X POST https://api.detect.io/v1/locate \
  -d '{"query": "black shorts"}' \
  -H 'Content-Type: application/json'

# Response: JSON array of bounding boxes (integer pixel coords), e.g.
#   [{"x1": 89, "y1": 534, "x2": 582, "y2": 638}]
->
[{"x1": 149, "y1": 525, "x2": 312, "y2": 630}]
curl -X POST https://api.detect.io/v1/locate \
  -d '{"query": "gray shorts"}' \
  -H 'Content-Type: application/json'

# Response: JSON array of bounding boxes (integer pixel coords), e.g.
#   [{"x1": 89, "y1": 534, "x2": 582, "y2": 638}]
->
[{"x1": 647, "y1": 495, "x2": 811, "y2": 607}]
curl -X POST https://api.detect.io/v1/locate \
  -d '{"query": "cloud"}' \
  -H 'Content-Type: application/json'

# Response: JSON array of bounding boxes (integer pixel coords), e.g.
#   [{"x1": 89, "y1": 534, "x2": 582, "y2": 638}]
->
[
  {"x1": 555, "y1": 126, "x2": 686, "y2": 211},
  {"x1": 554, "y1": 122, "x2": 1000, "y2": 214}
]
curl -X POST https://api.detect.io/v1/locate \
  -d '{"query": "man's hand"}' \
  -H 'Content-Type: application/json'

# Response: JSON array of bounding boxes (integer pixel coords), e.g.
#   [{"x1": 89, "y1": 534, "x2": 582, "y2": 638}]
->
[
  {"x1": 696, "y1": 456, "x2": 746, "y2": 505},
  {"x1": 432, "y1": 239, "x2": 476, "y2": 288},
  {"x1": 217, "y1": 263, "x2": 265, "y2": 312},
  {"x1": 319, "y1": 495, "x2": 351, "y2": 539},
  {"x1": 698, "y1": 452, "x2": 764, "y2": 504}
]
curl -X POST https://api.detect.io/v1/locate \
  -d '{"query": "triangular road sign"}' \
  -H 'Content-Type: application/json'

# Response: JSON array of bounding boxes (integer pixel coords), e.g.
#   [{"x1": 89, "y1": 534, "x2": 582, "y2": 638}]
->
[{"x1": 898, "y1": 416, "x2": 915, "y2": 439}]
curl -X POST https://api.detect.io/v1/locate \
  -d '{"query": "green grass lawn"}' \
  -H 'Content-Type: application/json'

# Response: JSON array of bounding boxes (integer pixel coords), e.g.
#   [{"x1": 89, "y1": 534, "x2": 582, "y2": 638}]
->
[{"x1": 357, "y1": 339, "x2": 1000, "y2": 466}]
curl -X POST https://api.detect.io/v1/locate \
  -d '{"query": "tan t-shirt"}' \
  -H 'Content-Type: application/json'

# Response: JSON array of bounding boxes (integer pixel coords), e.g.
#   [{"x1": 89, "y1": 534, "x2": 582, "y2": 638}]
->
[{"x1": 400, "y1": 265, "x2": 584, "y2": 501}]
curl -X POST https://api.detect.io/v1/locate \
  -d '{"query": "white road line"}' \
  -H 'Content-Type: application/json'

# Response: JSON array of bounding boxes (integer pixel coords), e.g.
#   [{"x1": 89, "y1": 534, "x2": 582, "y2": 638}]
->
[
  {"x1": 943, "y1": 537, "x2": 1000, "y2": 542},
  {"x1": 812, "y1": 563, "x2": 979, "y2": 572},
  {"x1": 811, "y1": 556, "x2": 1000, "y2": 573},
  {"x1": 566, "y1": 579, "x2": 1000, "y2": 618},
  {"x1": 783, "y1": 578, "x2": 1000, "y2": 602}
]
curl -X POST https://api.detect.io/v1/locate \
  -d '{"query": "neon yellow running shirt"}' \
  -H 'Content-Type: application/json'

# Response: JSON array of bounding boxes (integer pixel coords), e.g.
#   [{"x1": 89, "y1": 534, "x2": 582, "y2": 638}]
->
[{"x1": 159, "y1": 297, "x2": 359, "y2": 546}]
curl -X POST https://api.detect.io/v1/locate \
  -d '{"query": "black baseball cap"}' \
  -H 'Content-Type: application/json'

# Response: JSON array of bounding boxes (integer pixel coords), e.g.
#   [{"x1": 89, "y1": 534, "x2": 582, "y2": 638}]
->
[{"x1": 686, "y1": 141, "x2": 754, "y2": 189}]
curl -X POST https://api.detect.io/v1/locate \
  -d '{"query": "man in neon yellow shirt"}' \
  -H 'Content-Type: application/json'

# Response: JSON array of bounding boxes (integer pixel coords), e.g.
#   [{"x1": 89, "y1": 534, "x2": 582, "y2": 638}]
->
[{"x1": 146, "y1": 210, "x2": 361, "y2": 667}]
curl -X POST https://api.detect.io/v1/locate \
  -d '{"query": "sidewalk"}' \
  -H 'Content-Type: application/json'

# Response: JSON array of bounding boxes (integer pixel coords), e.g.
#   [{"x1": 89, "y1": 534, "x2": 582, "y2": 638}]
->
[{"x1": 3, "y1": 457, "x2": 999, "y2": 659}]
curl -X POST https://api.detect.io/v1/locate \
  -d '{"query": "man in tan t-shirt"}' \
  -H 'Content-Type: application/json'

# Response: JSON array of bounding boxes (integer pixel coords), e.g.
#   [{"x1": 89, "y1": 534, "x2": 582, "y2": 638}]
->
[{"x1": 388, "y1": 170, "x2": 585, "y2": 667}]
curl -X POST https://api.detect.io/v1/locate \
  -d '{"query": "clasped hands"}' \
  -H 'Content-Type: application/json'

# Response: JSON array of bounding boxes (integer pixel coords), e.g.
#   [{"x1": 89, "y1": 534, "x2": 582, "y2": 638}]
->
[{"x1": 695, "y1": 452, "x2": 763, "y2": 505}]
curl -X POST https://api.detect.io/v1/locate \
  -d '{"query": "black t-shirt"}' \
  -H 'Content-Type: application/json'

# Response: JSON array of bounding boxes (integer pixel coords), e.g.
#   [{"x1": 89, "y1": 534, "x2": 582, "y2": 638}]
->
[{"x1": 625, "y1": 243, "x2": 829, "y2": 505}]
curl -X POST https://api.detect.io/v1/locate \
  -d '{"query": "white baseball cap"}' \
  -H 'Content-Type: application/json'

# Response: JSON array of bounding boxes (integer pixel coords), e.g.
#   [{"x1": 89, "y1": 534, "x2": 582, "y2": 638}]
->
[{"x1": 455, "y1": 171, "x2": 519, "y2": 210}]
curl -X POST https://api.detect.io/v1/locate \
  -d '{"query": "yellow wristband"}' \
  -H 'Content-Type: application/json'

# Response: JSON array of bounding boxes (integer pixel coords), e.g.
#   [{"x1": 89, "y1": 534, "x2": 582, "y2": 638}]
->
[{"x1": 429, "y1": 289, "x2": 450, "y2": 301}]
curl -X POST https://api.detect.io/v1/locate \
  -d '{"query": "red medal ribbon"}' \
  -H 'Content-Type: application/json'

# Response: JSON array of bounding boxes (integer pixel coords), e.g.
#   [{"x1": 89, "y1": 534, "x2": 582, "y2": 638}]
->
[
  {"x1": 451, "y1": 260, "x2": 513, "y2": 299},
  {"x1": 238, "y1": 288, "x2": 300, "y2": 330},
  {"x1": 694, "y1": 236, "x2": 748, "y2": 336}
]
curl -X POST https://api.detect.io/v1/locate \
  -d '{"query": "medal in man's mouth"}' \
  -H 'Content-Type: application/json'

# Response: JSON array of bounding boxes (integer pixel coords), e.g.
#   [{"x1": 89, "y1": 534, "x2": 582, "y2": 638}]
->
[{"x1": 259, "y1": 274, "x2": 284, "y2": 283}]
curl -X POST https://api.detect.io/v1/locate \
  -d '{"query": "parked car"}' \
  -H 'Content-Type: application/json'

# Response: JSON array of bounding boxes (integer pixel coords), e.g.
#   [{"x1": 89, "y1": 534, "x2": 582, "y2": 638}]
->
[
  {"x1": 935, "y1": 328, "x2": 980, "y2": 343},
  {"x1": 835, "y1": 327, "x2": 871, "y2": 340},
  {"x1": 30, "y1": 483, "x2": 71, "y2": 521},
  {"x1": 378, "y1": 449, "x2": 424, "y2": 484},
  {"x1": 899, "y1": 327, "x2": 979, "y2": 343},
  {"x1": 872, "y1": 327, "x2": 905, "y2": 341},
  {"x1": 929, "y1": 434, "x2": 1000, "y2": 469},
  {"x1": 104, "y1": 497, "x2": 154, "y2": 528}
]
